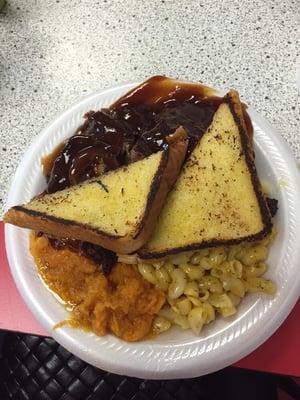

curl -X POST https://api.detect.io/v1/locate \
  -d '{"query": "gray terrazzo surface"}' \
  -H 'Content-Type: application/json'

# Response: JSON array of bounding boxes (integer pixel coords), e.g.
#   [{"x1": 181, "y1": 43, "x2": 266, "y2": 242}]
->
[{"x1": 0, "y1": 0, "x2": 299, "y2": 216}]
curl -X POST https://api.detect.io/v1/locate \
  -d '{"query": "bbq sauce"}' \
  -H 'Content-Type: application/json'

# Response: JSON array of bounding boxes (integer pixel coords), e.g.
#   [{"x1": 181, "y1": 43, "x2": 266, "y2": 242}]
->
[
  {"x1": 45, "y1": 76, "x2": 242, "y2": 193},
  {"x1": 42, "y1": 76, "x2": 253, "y2": 273}
]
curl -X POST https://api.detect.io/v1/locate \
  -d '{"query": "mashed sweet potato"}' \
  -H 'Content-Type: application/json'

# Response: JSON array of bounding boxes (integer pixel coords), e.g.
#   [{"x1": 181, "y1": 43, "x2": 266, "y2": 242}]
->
[{"x1": 30, "y1": 234, "x2": 165, "y2": 341}]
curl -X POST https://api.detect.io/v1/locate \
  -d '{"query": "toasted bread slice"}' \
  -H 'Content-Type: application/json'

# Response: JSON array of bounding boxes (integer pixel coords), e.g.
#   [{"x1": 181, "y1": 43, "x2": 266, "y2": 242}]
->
[
  {"x1": 138, "y1": 91, "x2": 272, "y2": 260},
  {"x1": 4, "y1": 128, "x2": 188, "y2": 253}
]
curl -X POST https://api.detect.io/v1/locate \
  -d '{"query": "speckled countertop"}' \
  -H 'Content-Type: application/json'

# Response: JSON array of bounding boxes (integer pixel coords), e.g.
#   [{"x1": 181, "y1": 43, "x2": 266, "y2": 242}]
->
[{"x1": 0, "y1": 0, "x2": 299, "y2": 215}]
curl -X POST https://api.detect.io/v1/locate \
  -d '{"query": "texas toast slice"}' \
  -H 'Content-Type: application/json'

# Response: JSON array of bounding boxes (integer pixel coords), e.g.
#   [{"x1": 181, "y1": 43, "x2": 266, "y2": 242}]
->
[
  {"x1": 4, "y1": 128, "x2": 188, "y2": 254},
  {"x1": 138, "y1": 91, "x2": 273, "y2": 260}
]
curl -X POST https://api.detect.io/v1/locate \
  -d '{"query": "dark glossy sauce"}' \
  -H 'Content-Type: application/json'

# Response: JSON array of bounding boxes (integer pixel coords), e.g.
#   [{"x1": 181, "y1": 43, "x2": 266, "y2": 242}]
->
[
  {"x1": 46, "y1": 76, "x2": 252, "y2": 193},
  {"x1": 42, "y1": 76, "x2": 253, "y2": 273}
]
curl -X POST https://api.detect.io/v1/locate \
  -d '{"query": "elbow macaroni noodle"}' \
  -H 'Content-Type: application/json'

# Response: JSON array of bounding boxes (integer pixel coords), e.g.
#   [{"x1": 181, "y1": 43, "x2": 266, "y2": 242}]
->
[{"x1": 138, "y1": 229, "x2": 276, "y2": 335}]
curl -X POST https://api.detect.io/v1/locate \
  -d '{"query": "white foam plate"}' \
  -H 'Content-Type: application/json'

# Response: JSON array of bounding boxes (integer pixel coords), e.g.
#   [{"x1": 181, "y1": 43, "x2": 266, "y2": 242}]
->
[{"x1": 5, "y1": 81, "x2": 300, "y2": 379}]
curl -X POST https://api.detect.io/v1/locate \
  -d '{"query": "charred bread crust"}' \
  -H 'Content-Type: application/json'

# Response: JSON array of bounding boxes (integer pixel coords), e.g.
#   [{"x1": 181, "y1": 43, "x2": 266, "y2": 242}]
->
[
  {"x1": 133, "y1": 127, "x2": 188, "y2": 241},
  {"x1": 4, "y1": 130, "x2": 188, "y2": 254},
  {"x1": 138, "y1": 92, "x2": 273, "y2": 260},
  {"x1": 137, "y1": 226, "x2": 272, "y2": 260},
  {"x1": 225, "y1": 90, "x2": 273, "y2": 231}
]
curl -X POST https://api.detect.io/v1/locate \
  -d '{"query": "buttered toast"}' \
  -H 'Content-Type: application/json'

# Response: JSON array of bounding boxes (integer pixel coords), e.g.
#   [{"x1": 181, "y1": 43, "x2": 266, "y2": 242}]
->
[
  {"x1": 138, "y1": 91, "x2": 272, "y2": 260},
  {"x1": 4, "y1": 128, "x2": 188, "y2": 253}
]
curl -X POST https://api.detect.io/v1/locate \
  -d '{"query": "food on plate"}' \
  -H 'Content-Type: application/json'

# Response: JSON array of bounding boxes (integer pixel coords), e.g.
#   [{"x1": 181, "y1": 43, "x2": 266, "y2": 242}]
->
[
  {"x1": 4, "y1": 76, "x2": 277, "y2": 341},
  {"x1": 140, "y1": 229, "x2": 276, "y2": 334},
  {"x1": 4, "y1": 128, "x2": 187, "y2": 254},
  {"x1": 138, "y1": 90, "x2": 272, "y2": 260},
  {"x1": 30, "y1": 234, "x2": 165, "y2": 341}
]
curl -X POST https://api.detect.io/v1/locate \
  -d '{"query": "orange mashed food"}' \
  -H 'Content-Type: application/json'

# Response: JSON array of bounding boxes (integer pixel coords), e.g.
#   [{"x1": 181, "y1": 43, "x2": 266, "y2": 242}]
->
[{"x1": 30, "y1": 234, "x2": 165, "y2": 341}]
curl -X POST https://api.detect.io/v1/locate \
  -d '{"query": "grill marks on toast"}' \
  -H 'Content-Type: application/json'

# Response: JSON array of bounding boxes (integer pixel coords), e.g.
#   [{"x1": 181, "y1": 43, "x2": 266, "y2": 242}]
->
[
  {"x1": 5, "y1": 90, "x2": 273, "y2": 259},
  {"x1": 4, "y1": 130, "x2": 188, "y2": 254},
  {"x1": 138, "y1": 91, "x2": 272, "y2": 260}
]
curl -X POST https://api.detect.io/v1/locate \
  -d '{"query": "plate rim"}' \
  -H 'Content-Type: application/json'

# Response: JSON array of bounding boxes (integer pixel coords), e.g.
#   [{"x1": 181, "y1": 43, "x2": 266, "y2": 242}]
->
[{"x1": 4, "y1": 80, "x2": 300, "y2": 379}]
